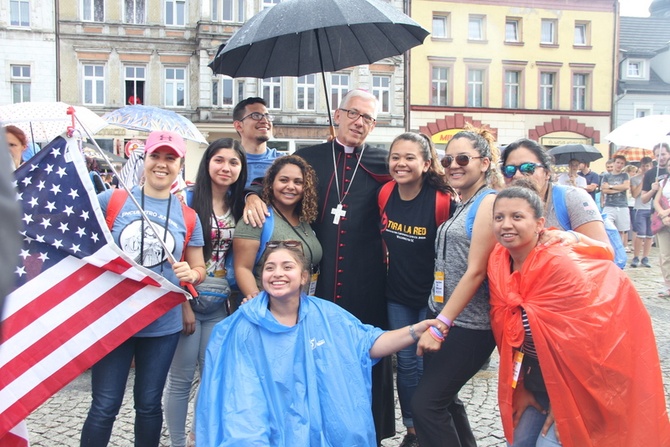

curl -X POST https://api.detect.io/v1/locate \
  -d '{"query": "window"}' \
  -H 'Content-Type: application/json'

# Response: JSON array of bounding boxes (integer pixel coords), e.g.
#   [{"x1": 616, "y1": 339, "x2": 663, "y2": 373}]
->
[
  {"x1": 125, "y1": 66, "x2": 145, "y2": 105},
  {"x1": 574, "y1": 22, "x2": 589, "y2": 46},
  {"x1": 262, "y1": 77, "x2": 282, "y2": 109},
  {"x1": 212, "y1": 0, "x2": 244, "y2": 22},
  {"x1": 164, "y1": 67, "x2": 186, "y2": 107},
  {"x1": 372, "y1": 75, "x2": 391, "y2": 113},
  {"x1": 297, "y1": 75, "x2": 316, "y2": 111},
  {"x1": 212, "y1": 75, "x2": 244, "y2": 107},
  {"x1": 82, "y1": 0, "x2": 104, "y2": 22},
  {"x1": 467, "y1": 69, "x2": 484, "y2": 107},
  {"x1": 165, "y1": 0, "x2": 185, "y2": 26},
  {"x1": 627, "y1": 60, "x2": 643, "y2": 78},
  {"x1": 541, "y1": 19, "x2": 557, "y2": 44},
  {"x1": 433, "y1": 14, "x2": 449, "y2": 38},
  {"x1": 11, "y1": 65, "x2": 31, "y2": 103},
  {"x1": 125, "y1": 0, "x2": 145, "y2": 24},
  {"x1": 504, "y1": 70, "x2": 520, "y2": 108},
  {"x1": 263, "y1": 0, "x2": 280, "y2": 9},
  {"x1": 634, "y1": 106, "x2": 652, "y2": 118},
  {"x1": 468, "y1": 15, "x2": 485, "y2": 41},
  {"x1": 431, "y1": 66, "x2": 448, "y2": 106},
  {"x1": 572, "y1": 73, "x2": 588, "y2": 111},
  {"x1": 331, "y1": 74, "x2": 349, "y2": 109},
  {"x1": 10, "y1": 0, "x2": 30, "y2": 26},
  {"x1": 539, "y1": 72, "x2": 555, "y2": 109},
  {"x1": 505, "y1": 18, "x2": 521, "y2": 42},
  {"x1": 83, "y1": 64, "x2": 105, "y2": 105}
]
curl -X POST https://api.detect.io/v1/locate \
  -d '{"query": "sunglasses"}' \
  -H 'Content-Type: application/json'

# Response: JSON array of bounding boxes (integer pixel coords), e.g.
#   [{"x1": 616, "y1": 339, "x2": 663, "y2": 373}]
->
[
  {"x1": 266, "y1": 240, "x2": 303, "y2": 250},
  {"x1": 441, "y1": 154, "x2": 483, "y2": 168},
  {"x1": 502, "y1": 163, "x2": 545, "y2": 178}
]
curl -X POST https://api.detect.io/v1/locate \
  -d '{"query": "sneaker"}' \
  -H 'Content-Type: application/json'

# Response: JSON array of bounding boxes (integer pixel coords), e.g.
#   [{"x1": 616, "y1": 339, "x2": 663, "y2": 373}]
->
[
  {"x1": 399, "y1": 433, "x2": 420, "y2": 447},
  {"x1": 641, "y1": 257, "x2": 652, "y2": 268},
  {"x1": 631, "y1": 257, "x2": 639, "y2": 268}
]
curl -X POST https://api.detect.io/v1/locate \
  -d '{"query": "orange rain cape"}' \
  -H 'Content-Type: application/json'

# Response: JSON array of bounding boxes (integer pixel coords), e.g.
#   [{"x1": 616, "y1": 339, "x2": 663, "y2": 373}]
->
[{"x1": 487, "y1": 242, "x2": 670, "y2": 447}]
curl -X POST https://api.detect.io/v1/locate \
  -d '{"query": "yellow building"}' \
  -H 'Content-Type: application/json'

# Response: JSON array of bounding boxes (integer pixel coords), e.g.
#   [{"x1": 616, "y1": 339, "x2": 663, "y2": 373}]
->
[{"x1": 409, "y1": 0, "x2": 617, "y2": 169}]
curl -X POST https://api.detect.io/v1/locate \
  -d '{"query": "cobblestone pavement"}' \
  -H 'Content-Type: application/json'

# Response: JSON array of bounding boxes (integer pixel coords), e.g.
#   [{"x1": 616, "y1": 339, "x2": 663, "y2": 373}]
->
[{"x1": 26, "y1": 247, "x2": 670, "y2": 446}]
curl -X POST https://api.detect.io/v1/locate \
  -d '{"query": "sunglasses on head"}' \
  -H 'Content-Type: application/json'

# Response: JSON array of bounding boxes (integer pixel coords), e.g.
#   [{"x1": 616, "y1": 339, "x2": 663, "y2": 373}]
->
[
  {"x1": 266, "y1": 240, "x2": 303, "y2": 250},
  {"x1": 441, "y1": 154, "x2": 484, "y2": 168},
  {"x1": 502, "y1": 163, "x2": 545, "y2": 178}
]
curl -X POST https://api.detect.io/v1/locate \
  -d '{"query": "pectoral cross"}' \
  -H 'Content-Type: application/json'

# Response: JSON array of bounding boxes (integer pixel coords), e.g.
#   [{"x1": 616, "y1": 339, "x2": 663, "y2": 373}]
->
[{"x1": 331, "y1": 203, "x2": 346, "y2": 225}]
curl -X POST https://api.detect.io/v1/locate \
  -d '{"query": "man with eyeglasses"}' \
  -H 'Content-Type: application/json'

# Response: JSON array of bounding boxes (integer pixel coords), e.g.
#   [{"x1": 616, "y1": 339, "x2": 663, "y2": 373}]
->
[
  {"x1": 233, "y1": 97, "x2": 281, "y2": 187},
  {"x1": 294, "y1": 89, "x2": 396, "y2": 445}
]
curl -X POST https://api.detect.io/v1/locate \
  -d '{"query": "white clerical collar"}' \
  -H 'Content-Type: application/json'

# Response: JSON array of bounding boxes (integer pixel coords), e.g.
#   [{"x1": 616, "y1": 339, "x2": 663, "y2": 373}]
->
[{"x1": 335, "y1": 138, "x2": 356, "y2": 154}]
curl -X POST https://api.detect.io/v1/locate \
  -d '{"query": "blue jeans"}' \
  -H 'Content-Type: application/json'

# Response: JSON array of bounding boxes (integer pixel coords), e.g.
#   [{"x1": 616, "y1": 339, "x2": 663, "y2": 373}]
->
[
  {"x1": 80, "y1": 332, "x2": 180, "y2": 447},
  {"x1": 509, "y1": 392, "x2": 562, "y2": 447},
  {"x1": 387, "y1": 301, "x2": 427, "y2": 429},
  {"x1": 164, "y1": 306, "x2": 227, "y2": 447}
]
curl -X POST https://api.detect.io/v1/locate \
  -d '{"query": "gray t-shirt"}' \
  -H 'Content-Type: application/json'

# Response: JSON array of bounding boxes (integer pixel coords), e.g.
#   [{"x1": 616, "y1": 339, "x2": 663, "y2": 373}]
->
[
  {"x1": 632, "y1": 175, "x2": 651, "y2": 210},
  {"x1": 546, "y1": 185, "x2": 603, "y2": 230},
  {"x1": 234, "y1": 210, "x2": 322, "y2": 289},
  {"x1": 429, "y1": 188, "x2": 491, "y2": 330},
  {"x1": 602, "y1": 172, "x2": 629, "y2": 208}
]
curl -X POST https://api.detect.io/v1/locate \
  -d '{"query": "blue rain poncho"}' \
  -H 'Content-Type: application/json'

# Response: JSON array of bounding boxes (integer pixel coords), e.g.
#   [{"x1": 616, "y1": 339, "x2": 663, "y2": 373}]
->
[{"x1": 196, "y1": 292, "x2": 384, "y2": 446}]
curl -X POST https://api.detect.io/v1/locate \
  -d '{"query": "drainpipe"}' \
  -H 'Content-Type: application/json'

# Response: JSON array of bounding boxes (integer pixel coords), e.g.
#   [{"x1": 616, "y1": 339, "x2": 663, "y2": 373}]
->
[
  {"x1": 404, "y1": 0, "x2": 411, "y2": 132},
  {"x1": 610, "y1": 0, "x2": 619, "y2": 157},
  {"x1": 55, "y1": 0, "x2": 61, "y2": 101}
]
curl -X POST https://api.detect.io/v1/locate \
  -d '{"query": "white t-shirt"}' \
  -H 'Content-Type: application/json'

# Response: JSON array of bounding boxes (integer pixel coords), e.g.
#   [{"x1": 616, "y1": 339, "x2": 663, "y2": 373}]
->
[{"x1": 557, "y1": 173, "x2": 587, "y2": 188}]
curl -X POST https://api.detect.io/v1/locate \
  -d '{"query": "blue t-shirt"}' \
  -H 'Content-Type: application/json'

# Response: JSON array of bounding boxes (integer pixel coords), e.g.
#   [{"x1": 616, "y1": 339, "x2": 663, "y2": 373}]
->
[
  {"x1": 98, "y1": 186, "x2": 204, "y2": 336},
  {"x1": 246, "y1": 147, "x2": 282, "y2": 187}
]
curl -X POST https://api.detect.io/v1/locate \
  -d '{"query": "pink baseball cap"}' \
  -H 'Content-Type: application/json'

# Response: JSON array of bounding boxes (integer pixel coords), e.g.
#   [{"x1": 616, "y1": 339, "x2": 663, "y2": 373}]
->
[{"x1": 144, "y1": 131, "x2": 186, "y2": 158}]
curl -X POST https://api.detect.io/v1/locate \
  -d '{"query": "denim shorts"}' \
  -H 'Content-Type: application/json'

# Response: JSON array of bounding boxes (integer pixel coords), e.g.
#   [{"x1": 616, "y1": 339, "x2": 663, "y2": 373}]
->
[{"x1": 633, "y1": 209, "x2": 653, "y2": 238}]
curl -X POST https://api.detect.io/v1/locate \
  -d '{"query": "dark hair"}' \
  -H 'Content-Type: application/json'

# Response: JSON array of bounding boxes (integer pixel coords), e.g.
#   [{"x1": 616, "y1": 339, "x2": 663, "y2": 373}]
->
[
  {"x1": 446, "y1": 125, "x2": 501, "y2": 185},
  {"x1": 641, "y1": 156, "x2": 653, "y2": 165},
  {"x1": 495, "y1": 179, "x2": 544, "y2": 218},
  {"x1": 233, "y1": 97, "x2": 267, "y2": 121},
  {"x1": 613, "y1": 154, "x2": 627, "y2": 163},
  {"x1": 261, "y1": 155, "x2": 318, "y2": 223},
  {"x1": 389, "y1": 132, "x2": 455, "y2": 195},
  {"x1": 653, "y1": 143, "x2": 670, "y2": 154},
  {"x1": 5, "y1": 125, "x2": 27, "y2": 147},
  {"x1": 501, "y1": 138, "x2": 554, "y2": 175},
  {"x1": 192, "y1": 138, "x2": 247, "y2": 260}
]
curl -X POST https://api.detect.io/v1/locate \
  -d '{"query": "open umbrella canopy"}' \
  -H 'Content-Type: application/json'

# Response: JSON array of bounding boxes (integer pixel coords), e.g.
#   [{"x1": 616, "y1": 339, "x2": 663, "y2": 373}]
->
[
  {"x1": 548, "y1": 144, "x2": 603, "y2": 165},
  {"x1": 103, "y1": 105, "x2": 207, "y2": 144},
  {"x1": 0, "y1": 102, "x2": 107, "y2": 143},
  {"x1": 209, "y1": 0, "x2": 429, "y2": 79},
  {"x1": 606, "y1": 115, "x2": 670, "y2": 150},
  {"x1": 612, "y1": 147, "x2": 655, "y2": 162}
]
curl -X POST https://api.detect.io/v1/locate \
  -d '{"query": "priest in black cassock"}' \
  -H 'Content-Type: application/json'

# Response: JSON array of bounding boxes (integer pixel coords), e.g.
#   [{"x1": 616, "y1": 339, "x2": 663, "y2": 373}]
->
[{"x1": 295, "y1": 89, "x2": 395, "y2": 444}]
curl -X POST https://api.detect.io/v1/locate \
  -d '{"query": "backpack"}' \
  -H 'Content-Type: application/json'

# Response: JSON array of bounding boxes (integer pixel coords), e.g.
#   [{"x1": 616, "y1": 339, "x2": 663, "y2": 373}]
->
[
  {"x1": 378, "y1": 180, "x2": 452, "y2": 227},
  {"x1": 551, "y1": 184, "x2": 627, "y2": 269},
  {"x1": 465, "y1": 188, "x2": 497, "y2": 239},
  {"x1": 105, "y1": 188, "x2": 197, "y2": 263}
]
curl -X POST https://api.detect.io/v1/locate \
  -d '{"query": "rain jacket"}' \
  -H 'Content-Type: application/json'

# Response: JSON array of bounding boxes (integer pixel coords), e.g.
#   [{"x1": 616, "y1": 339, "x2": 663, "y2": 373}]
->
[
  {"x1": 488, "y1": 242, "x2": 670, "y2": 447},
  {"x1": 195, "y1": 292, "x2": 384, "y2": 446}
]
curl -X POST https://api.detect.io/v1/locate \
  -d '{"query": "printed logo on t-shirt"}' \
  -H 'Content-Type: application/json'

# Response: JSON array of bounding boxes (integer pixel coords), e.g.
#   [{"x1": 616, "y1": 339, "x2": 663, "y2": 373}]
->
[{"x1": 119, "y1": 219, "x2": 176, "y2": 267}]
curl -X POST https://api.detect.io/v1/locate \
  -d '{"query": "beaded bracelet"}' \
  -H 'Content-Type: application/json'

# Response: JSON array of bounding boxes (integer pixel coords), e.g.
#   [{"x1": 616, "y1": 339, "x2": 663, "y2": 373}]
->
[
  {"x1": 429, "y1": 326, "x2": 445, "y2": 342},
  {"x1": 436, "y1": 314, "x2": 453, "y2": 328},
  {"x1": 409, "y1": 325, "x2": 420, "y2": 342}
]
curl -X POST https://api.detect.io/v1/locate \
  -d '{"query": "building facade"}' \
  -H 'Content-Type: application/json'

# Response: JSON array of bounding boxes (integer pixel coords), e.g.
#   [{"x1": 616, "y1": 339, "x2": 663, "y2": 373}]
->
[{"x1": 409, "y1": 0, "x2": 617, "y2": 169}]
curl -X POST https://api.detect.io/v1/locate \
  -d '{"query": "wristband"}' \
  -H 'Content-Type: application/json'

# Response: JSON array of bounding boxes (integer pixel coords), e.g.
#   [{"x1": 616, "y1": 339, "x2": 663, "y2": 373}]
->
[
  {"x1": 192, "y1": 269, "x2": 202, "y2": 285},
  {"x1": 408, "y1": 325, "x2": 420, "y2": 342},
  {"x1": 429, "y1": 326, "x2": 445, "y2": 342},
  {"x1": 436, "y1": 314, "x2": 453, "y2": 328},
  {"x1": 567, "y1": 230, "x2": 580, "y2": 243}
]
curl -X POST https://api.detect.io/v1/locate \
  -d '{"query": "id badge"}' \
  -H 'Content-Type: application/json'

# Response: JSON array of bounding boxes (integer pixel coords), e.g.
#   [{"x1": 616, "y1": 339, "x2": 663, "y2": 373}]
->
[
  {"x1": 433, "y1": 271, "x2": 445, "y2": 303},
  {"x1": 308, "y1": 272, "x2": 319, "y2": 296},
  {"x1": 512, "y1": 350, "x2": 524, "y2": 388}
]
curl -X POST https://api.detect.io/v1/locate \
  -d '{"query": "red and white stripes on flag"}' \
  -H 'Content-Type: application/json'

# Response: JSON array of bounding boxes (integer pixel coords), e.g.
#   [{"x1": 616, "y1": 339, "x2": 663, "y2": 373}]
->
[
  {"x1": 0, "y1": 421, "x2": 29, "y2": 447},
  {"x1": 0, "y1": 136, "x2": 188, "y2": 438}
]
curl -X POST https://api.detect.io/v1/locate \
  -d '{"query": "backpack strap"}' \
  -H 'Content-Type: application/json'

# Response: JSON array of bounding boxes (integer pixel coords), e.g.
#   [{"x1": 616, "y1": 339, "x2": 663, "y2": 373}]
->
[
  {"x1": 378, "y1": 180, "x2": 395, "y2": 217},
  {"x1": 255, "y1": 207, "x2": 275, "y2": 265},
  {"x1": 551, "y1": 185, "x2": 573, "y2": 231},
  {"x1": 466, "y1": 188, "x2": 496, "y2": 239},
  {"x1": 105, "y1": 189, "x2": 129, "y2": 230},
  {"x1": 434, "y1": 191, "x2": 451, "y2": 226}
]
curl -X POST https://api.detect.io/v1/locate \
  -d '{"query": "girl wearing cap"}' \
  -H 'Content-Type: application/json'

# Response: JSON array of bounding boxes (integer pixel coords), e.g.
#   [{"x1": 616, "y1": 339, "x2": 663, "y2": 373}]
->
[
  {"x1": 80, "y1": 130, "x2": 206, "y2": 447},
  {"x1": 196, "y1": 242, "x2": 445, "y2": 446}
]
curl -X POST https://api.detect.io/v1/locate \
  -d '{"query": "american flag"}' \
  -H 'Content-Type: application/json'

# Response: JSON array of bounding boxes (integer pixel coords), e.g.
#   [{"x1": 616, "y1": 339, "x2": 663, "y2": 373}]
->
[{"x1": 0, "y1": 136, "x2": 188, "y2": 438}]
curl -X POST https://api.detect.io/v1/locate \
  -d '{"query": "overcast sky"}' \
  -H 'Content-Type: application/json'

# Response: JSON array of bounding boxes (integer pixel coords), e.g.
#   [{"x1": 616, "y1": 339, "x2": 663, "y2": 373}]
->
[{"x1": 620, "y1": 0, "x2": 654, "y2": 17}]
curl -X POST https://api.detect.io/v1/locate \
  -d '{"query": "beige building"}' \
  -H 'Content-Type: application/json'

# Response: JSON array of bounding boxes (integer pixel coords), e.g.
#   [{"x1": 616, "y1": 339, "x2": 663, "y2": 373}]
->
[{"x1": 409, "y1": 0, "x2": 617, "y2": 169}]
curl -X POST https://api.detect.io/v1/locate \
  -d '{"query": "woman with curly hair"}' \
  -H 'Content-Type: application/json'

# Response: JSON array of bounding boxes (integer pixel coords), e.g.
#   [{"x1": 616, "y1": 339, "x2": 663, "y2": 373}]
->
[{"x1": 233, "y1": 155, "x2": 322, "y2": 300}]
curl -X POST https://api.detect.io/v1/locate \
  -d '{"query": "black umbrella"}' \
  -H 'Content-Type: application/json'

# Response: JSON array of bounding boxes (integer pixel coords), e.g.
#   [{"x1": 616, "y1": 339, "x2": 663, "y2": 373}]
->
[
  {"x1": 547, "y1": 144, "x2": 603, "y2": 165},
  {"x1": 209, "y1": 0, "x2": 429, "y2": 136}
]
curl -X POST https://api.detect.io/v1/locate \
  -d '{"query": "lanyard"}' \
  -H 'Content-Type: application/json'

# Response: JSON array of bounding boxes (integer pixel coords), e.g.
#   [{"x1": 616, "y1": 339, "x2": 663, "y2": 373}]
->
[
  {"x1": 438, "y1": 185, "x2": 486, "y2": 260},
  {"x1": 272, "y1": 206, "x2": 316, "y2": 271},
  {"x1": 140, "y1": 188, "x2": 172, "y2": 273}
]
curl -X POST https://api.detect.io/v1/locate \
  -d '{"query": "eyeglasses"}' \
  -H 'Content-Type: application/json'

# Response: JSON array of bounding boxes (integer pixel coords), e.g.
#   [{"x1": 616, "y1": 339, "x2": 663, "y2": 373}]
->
[
  {"x1": 502, "y1": 163, "x2": 545, "y2": 178},
  {"x1": 239, "y1": 112, "x2": 274, "y2": 122},
  {"x1": 441, "y1": 155, "x2": 484, "y2": 168},
  {"x1": 265, "y1": 240, "x2": 303, "y2": 250},
  {"x1": 338, "y1": 108, "x2": 376, "y2": 125}
]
